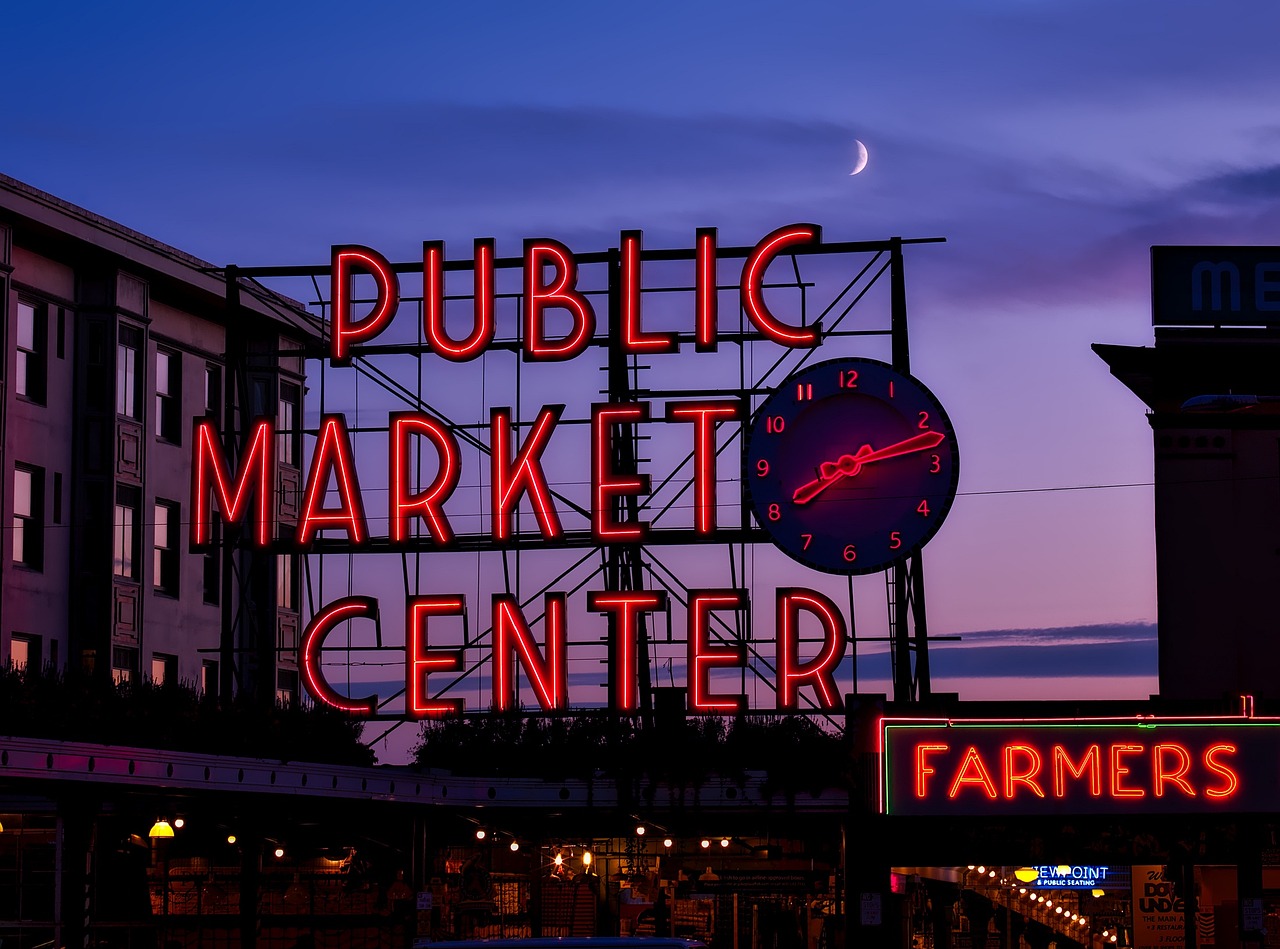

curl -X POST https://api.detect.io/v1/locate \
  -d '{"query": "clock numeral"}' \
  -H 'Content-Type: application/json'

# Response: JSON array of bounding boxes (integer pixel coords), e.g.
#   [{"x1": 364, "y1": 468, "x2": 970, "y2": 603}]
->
[
  {"x1": 796, "y1": 383, "x2": 813, "y2": 401},
  {"x1": 768, "y1": 503, "x2": 781, "y2": 521},
  {"x1": 929, "y1": 454, "x2": 941, "y2": 474},
  {"x1": 917, "y1": 499, "x2": 930, "y2": 517},
  {"x1": 918, "y1": 411, "x2": 930, "y2": 430},
  {"x1": 756, "y1": 459, "x2": 770, "y2": 477},
  {"x1": 766, "y1": 415, "x2": 786, "y2": 434},
  {"x1": 839, "y1": 369, "x2": 859, "y2": 389},
  {"x1": 843, "y1": 544, "x2": 857, "y2": 563},
  {"x1": 889, "y1": 531, "x2": 901, "y2": 550},
  {"x1": 801, "y1": 533, "x2": 813, "y2": 550}
]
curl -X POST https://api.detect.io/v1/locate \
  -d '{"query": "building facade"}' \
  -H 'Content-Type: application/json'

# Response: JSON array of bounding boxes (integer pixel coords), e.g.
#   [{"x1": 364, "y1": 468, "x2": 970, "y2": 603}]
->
[{"x1": 0, "y1": 174, "x2": 314, "y2": 701}]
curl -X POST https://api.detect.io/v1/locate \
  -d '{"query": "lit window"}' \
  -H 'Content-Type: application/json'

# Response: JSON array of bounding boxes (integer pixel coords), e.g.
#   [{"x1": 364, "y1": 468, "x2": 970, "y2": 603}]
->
[
  {"x1": 114, "y1": 487, "x2": 140, "y2": 579},
  {"x1": 155, "y1": 349, "x2": 181, "y2": 443},
  {"x1": 153, "y1": 500, "x2": 180, "y2": 595},
  {"x1": 16, "y1": 301, "x2": 47, "y2": 404},
  {"x1": 13, "y1": 464, "x2": 44, "y2": 571},
  {"x1": 201, "y1": 660, "x2": 219, "y2": 698},
  {"x1": 279, "y1": 382, "x2": 301, "y2": 467},
  {"x1": 276, "y1": 669, "x2": 298, "y2": 706},
  {"x1": 277, "y1": 553, "x2": 295, "y2": 611},
  {"x1": 151, "y1": 653, "x2": 176, "y2": 686},
  {"x1": 10, "y1": 633, "x2": 39, "y2": 671},
  {"x1": 116, "y1": 326, "x2": 141, "y2": 419}
]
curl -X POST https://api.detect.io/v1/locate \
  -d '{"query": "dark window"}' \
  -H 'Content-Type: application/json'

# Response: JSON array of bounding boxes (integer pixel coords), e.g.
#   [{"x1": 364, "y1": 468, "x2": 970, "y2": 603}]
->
[
  {"x1": 155, "y1": 349, "x2": 181, "y2": 443},
  {"x1": 52, "y1": 472, "x2": 62, "y2": 524},
  {"x1": 276, "y1": 669, "x2": 298, "y2": 706},
  {"x1": 112, "y1": 646, "x2": 138, "y2": 686},
  {"x1": 56, "y1": 307, "x2": 65, "y2": 359},
  {"x1": 113, "y1": 486, "x2": 140, "y2": 579},
  {"x1": 151, "y1": 653, "x2": 176, "y2": 685},
  {"x1": 205, "y1": 364, "x2": 222, "y2": 417},
  {"x1": 203, "y1": 519, "x2": 221, "y2": 605},
  {"x1": 13, "y1": 464, "x2": 44, "y2": 570},
  {"x1": 16, "y1": 301, "x2": 47, "y2": 404},
  {"x1": 153, "y1": 500, "x2": 180, "y2": 596},
  {"x1": 116, "y1": 325, "x2": 141, "y2": 419},
  {"x1": 279, "y1": 382, "x2": 301, "y2": 467}
]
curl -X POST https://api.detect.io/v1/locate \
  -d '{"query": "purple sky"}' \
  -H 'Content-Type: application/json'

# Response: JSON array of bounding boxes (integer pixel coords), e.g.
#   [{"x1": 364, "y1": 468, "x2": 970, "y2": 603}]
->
[{"x1": 11, "y1": 0, "x2": 1279, "y2": 744}]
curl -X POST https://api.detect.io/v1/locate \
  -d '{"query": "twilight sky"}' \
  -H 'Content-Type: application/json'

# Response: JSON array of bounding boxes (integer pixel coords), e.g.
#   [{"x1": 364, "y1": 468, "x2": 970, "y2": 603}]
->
[{"x1": 9, "y1": 0, "x2": 1279, "y2": 730}]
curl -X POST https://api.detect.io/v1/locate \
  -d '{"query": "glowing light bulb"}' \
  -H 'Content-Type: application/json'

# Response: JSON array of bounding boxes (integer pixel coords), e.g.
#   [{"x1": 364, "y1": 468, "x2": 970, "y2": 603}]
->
[
  {"x1": 636, "y1": 826, "x2": 646, "y2": 836},
  {"x1": 583, "y1": 851, "x2": 592, "y2": 867},
  {"x1": 475, "y1": 829, "x2": 486, "y2": 841},
  {"x1": 701, "y1": 839, "x2": 710, "y2": 849},
  {"x1": 721, "y1": 838, "x2": 730, "y2": 848},
  {"x1": 554, "y1": 853, "x2": 564, "y2": 867},
  {"x1": 663, "y1": 838, "x2": 673, "y2": 848},
  {"x1": 510, "y1": 841, "x2": 519, "y2": 852},
  {"x1": 274, "y1": 848, "x2": 284, "y2": 858},
  {"x1": 226, "y1": 835, "x2": 237, "y2": 845}
]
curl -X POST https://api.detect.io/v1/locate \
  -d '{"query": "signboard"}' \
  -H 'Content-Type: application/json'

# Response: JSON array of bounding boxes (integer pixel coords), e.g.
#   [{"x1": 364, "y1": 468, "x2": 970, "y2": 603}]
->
[
  {"x1": 880, "y1": 717, "x2": 1275, "y2": 816},
  {"x1": 1132, "y1": 865, "x2": 1184, "y2": 949},
  {"x1": 860, "y1": 893, "x2": 882, "y2": 926},
  {"x1": 1152, "y1": 245, "x2": 1280, "y2": 326},
  {"x1": 1021, "y1": 866, "x2": 1112, "y2": 889}
]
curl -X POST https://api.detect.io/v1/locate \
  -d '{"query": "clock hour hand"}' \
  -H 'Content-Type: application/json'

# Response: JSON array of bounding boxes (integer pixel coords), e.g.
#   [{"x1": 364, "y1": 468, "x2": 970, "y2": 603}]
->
[{"x1": 791, "y1": 431, "x2": 945, "y2": 506}]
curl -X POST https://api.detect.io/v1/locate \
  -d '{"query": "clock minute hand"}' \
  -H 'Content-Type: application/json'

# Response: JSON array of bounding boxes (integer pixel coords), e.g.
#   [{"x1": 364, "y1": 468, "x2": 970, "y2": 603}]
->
[{"x1": 791, "y1": 430, "x2": 946, "y2": 506}]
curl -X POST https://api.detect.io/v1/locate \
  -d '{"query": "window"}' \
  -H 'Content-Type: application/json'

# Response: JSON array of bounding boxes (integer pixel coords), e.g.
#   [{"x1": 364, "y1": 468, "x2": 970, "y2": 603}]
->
[
  {"x1": 116, "y1": 325, "x2": 141, "y2": 419},
  {"x1": 201, "y1": 660, "x2": 219, "y2": 699},
  {"x1": 153, "y1": 500, "x2": 180, "y2": 596},
  {"x1": 155, "y1": 349, "x2": 181, "y2": 443},
  {"x1": 113, "y1": 486, "x2": 140, "y2": 579},
  {"x1": 276, "y1": 669, "x2": 298, "y2": 707},
  {"x1": 276, "y1": 553, "x2": 296, "y2": 611},
  {"x1": 205, "y1": 364, "x2": 222, "y2": 417},
  {"x1": 151, "y1": 653, "x2": 176, "y2": 686},
  {"x1": 203, "y1": 519, "x2": 221, "y2": 605},
  {"x1": 279, "y1": 382, "x2": 300, "y2": 467},
  {"x1": 111, "y1": 646, "x2": 138, "y2": 686},
  {"x1": 10, "y1": 634, "x2": 39, "y2": 671},
  {"x1": 16, "y1": 301, "x2": 47, "y2": 404},
  {"x1": 13, "y1": 464, "x2": 44, "y2": 571}
]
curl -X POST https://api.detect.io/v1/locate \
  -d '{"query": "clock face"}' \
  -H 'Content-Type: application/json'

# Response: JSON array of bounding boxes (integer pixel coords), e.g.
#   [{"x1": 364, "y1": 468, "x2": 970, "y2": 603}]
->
[{"x1": 744, "y1": 357, "x2": 960, "y2": 575}]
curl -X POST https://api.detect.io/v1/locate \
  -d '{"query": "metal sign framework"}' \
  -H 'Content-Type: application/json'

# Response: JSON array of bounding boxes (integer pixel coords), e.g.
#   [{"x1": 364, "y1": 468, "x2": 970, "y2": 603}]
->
[{"x1": 217, "y1": 233, "x2": 946, "y2": 736}]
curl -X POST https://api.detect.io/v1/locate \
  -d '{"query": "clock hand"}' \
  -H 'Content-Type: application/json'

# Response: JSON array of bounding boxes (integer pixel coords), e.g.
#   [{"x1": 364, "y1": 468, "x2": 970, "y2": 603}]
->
[{"x1": 790, "y1": 430, "x2": 946, "y2": 506}]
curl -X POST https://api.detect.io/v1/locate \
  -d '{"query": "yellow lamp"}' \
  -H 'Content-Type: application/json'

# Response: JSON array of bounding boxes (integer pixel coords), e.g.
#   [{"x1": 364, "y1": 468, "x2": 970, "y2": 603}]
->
[{"x1": 149, "y1": 819, "x2": 174, "y2": 839}]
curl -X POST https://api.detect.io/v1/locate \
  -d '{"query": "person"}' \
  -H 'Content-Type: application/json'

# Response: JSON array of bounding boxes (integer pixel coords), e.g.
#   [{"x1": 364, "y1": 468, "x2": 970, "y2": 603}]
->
[{"x1": 654, "y1": 889, "x2": 671, "y2": 937}]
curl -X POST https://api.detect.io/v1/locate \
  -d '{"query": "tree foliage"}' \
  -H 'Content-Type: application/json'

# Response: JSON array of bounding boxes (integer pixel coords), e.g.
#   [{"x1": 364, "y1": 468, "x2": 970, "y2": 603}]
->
[{"x1": 0, "y1": 664, "x2": 375, "y2": 765}]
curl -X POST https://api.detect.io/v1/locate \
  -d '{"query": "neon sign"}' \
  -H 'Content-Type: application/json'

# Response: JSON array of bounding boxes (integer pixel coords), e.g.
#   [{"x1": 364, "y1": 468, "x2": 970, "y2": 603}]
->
[
  {"x1": 880, "y1": 718, "x2": 1272, "y2": 816},
  {"x1": 192, "y1": 225, "x2": 872, "y2": 718},
  {"x1": 1022, "y1": 866, "x2": 1112, "y2": 889}
]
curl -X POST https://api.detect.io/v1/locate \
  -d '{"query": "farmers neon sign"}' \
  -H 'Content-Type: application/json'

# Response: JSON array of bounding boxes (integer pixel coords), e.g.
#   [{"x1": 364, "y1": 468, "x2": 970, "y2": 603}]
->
[
  {"x1": 192, "y1": 225, "x2": 858, "y2": 717},
  {"x1": 880, "y1": 718, "x2": 1273, "y2": 816}
]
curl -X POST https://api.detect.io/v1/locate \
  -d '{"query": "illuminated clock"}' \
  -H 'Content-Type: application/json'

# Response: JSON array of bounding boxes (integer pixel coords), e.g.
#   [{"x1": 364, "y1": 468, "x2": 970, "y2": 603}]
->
[{"x1": 744, "y1": 357, "x2": 960, "y2": 575}]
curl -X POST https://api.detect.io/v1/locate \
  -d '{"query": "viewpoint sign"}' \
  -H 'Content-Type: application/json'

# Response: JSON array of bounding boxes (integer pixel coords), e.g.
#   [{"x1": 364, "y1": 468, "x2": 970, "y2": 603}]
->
[
  {"x1": 1152, "y1": 245, "x2": 1280, "y2": 326},
  {"x1": 879, "y1": 717, "x2": 1280, "y2": 816}
]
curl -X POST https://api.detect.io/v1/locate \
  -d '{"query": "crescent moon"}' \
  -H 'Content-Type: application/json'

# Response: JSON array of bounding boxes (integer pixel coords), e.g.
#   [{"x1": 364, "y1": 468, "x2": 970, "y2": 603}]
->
[{"x1": 850, "y1": 139, "x2": 869, "y2": 176}]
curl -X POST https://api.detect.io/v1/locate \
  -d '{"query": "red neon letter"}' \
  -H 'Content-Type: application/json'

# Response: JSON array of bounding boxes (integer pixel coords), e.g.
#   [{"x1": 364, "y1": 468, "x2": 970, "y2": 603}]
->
[
  {"x1": 776, "y1": 588, "x2": 847, "y2": 710},
  {"x1": 390, "y1": 413, "x2": 460, "y2": 546},
  {"x1": 916, "y1": 744, "x2": 949, "y2": 799},
  {"x1": 423, "y1": 239, "x2": 495, "y2": 361},
  {"x1": 492, "y1": 593, "x2": 568, "y2": 712},
  {"x1": 1203, "y1": 743, "x2": 1240, "y2": 799},
  {"x1": 1110, "y1": 744, "x2": 1145, "y2": 798},
  {"x1": 523, "y1": 239, "x2": 595, "y2": 361},
  {"x1": 331, "y1": 244, "x2": 399, "y2": 365},
  {"x1": 1052, "y1": 745, "x2": 1102, "y2": 797},
  {"x1": 687, "y1": 590, "x2": 747, "y2": 713},
  {"x1": 592, "y1": 402, "x2": 650, "y2": 541},
  {"x1": 588, "y1": 591, "x2": 666, "y2": 712},
  {"x1": 491, "y1": 406, "x2": 564, "y2": 542},
  {"x1": 947, "y1": 747, "x2": 998, "y2": 799},
  {"x1": 1153, "y1": 743, "x2": 1196, "y2": 798},
  {"x1": 297, "y1": 415, "x2": 367, "y2": 548},
  {"x1": 191, "y1": 418, "x2": 274, "y2": 547},
  {"x1": 1003, "y1": 744, "x2": 1046, "y2": 799},
  {"x1": 695, "y1": 227, "x2": 718, "y2": 351},
  {"x1": 406, "y1": 595, "x2": 466, "y2": 719},
  {"x1": 301, "y1": 596, "x2": 378, "y2": 715},
  {"x1": 665, "y1": 400, "x2": 739, "y2": 534},
  {"x1": 619, "y1": 230, "x2": 676, "y2": 354},
  {"x1": 740, "y1": 224, "x2": 822, "y2": 347}
]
